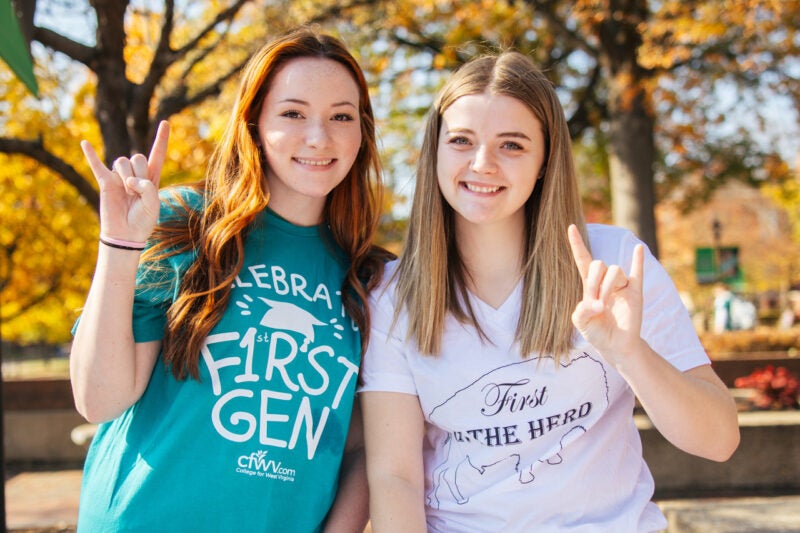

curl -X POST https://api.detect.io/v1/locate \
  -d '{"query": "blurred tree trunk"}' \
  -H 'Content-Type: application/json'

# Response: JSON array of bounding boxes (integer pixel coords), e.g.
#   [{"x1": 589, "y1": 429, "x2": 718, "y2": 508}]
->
[{"x1": 597, "y1": 0, "x2": 659, "y2": 255}]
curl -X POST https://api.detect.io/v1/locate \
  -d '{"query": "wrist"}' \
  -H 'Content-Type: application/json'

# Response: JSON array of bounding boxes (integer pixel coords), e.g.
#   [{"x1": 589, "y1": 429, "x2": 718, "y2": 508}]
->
[
  {"x1": 95, "y1": 243, "x2": 143, "y2": 283},
  {"x1": 100, "y1": 234, "x2": 147, "y2": 251},
  {"x1": 611, "y1": 337, "x2": 653, "y2": 377}
]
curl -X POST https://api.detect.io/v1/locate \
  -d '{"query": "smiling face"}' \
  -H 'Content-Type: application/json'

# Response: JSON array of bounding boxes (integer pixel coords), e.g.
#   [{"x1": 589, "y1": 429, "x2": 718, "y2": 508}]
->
[
  {"x1": 436, "y1": 92, "x2": 546, "y2": 232},
  {"x1": 258, "y1": 56, "x2": 362, "y2": 226}
]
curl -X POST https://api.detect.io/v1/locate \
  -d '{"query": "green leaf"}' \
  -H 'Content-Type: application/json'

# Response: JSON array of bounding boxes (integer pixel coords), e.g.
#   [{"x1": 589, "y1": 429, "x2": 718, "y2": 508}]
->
[{"x1": 0, "y1": 0, "x2": 38, "y2": 96}]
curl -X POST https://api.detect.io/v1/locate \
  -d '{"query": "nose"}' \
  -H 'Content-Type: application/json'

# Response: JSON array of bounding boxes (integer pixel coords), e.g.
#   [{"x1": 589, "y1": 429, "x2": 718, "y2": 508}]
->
[
  {"x1": 305, "y1": 118, "x2": 332, "y2": 148},
  {"x1": 470, "y1": 145, "x2": 497, "y2": 174}
]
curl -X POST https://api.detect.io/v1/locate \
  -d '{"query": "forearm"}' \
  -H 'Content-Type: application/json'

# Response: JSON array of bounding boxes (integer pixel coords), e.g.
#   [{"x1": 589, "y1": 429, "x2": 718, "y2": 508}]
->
[
  {"x1": 367, "y1": 474, "x2": 427, "y2": 533},
  {"x1": 72, "y1": 122, "x2": 169, "y2": 423},
  {"x1": 323, "y1": 447, "x2": 369, "y2": 533},
  {"x1": 70, "y1": 246, "x2": 148, "y2": 422},
  {"x1": 616, "y1": 339, "x2": 739, "y2": 461},
  {"x1": 362, "y1": 391, "x2": 428, "y2": 533}
]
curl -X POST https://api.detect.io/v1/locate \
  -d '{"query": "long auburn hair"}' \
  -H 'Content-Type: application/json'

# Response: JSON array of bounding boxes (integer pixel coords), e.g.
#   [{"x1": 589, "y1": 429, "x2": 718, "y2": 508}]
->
[
  {"x1": 144, "y1": 27, "x2": 390, "y2": 380},
  {"x1": 394, "y1": 51, "x2": 587, "y2": 361}
]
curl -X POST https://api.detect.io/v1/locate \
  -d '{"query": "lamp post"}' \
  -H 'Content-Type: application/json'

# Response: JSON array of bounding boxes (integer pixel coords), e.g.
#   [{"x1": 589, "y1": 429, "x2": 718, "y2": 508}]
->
[{"x1": 712, "y1": 216, "x2": 722, "y2": 282}]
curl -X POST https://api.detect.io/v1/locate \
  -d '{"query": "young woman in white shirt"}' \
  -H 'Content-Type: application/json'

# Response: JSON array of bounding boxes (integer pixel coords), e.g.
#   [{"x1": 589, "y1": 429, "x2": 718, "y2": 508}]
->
[{"x1": 360, "y1": 51, "x2": 739, "y2": 533}]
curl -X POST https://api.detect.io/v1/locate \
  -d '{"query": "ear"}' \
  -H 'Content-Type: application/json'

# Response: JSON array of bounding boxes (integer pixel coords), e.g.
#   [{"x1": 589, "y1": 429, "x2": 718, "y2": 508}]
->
[
  {"x1": 247, "y1": 122, "x2": 262, "y2": 147},
  {"x1": 537, "y1": 166, "x2": 546, "y2": 180}
]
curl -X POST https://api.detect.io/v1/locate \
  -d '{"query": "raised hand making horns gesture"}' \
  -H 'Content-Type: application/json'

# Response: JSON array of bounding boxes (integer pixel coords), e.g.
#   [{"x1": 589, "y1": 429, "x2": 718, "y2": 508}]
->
[
  {"x1": 81, "y1": 121, "x2": 170, "y2": 247},
  {"x1": 568, "y1": 223, "x2": 645, "y2": 367}
]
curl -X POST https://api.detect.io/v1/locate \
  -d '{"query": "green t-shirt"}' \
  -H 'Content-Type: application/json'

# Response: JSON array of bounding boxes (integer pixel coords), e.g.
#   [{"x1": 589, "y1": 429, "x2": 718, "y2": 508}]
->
[{"x1": 78, "y1": 192, "x2": 362, "y2": 532}]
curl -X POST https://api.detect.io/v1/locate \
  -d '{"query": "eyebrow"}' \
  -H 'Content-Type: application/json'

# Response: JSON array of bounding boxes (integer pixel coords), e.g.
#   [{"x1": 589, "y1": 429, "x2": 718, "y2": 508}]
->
[
  {"x1": 279, "y1": 98, "x2": 357, "y2": 108},
  {"x1": 445, "y1": 127, "x2": 532, "y2": 141}
]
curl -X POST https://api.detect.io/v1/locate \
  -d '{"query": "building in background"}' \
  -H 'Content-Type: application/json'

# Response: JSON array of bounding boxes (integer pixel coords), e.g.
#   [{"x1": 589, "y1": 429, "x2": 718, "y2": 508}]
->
[{"x1": 657, "y1": 181, "x2": 799, "y2": 331}]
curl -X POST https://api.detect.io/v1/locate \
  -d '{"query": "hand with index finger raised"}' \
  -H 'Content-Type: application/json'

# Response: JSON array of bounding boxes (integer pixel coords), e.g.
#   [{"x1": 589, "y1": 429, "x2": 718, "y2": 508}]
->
[
  {"x1": 81, "y1": 121, "x2": 170, "y2": 244},
  {"x1": 567, "y1": 224, "x2": 645, "y2": 366}
]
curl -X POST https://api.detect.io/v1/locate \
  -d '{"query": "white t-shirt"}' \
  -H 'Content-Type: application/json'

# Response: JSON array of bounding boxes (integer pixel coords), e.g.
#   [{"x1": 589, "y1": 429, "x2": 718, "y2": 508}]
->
[{"x1": 360, "y1": 224, "x2": 709, "y2": 533}]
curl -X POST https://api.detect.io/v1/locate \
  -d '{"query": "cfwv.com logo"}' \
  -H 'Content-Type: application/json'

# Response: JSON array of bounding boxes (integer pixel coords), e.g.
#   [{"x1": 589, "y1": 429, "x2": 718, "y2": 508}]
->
[{"x1": 236, "y1": 450, "x2": 297, "y2": 482}]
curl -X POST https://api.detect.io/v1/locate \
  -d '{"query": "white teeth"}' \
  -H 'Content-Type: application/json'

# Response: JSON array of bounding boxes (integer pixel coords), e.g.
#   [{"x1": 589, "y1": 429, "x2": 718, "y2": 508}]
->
[
  {"x1": 296, "y1": 158, "x2": 333, "y2": 166},
  {"x1": 464, "y1": 183, "x2": 500, "y2": 193}
]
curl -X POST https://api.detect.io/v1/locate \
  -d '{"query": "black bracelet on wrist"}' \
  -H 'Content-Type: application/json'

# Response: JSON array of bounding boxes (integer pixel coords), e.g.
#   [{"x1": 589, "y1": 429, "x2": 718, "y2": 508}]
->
[{"x1": 99, "y1": 237, "x2": 145, "y2": 251}]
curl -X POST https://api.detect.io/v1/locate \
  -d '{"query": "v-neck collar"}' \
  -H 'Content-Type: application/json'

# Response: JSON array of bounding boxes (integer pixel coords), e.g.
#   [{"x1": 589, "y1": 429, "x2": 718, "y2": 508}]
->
[{"x1": 467, "y1": 279, "x2": 523, "y2": 326}]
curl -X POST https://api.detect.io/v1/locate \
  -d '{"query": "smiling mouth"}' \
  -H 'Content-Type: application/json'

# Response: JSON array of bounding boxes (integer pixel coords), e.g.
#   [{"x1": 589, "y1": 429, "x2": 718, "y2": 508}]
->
[
  {"x1": 295, "y1": 157, "x2": 334, "y2": 166},
  {"x1": 463, "y1": 182, "x2": 502, "y2": 193}
]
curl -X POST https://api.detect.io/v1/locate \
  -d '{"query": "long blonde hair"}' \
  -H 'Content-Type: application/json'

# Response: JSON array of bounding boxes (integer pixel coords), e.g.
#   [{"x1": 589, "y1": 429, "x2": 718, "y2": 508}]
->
[
  {"x1": 394, "y1": 51, "x2": 587, "y2": 360},
  {"x1": 146, "y1": 27, "x2": 390, "y2": 380}
]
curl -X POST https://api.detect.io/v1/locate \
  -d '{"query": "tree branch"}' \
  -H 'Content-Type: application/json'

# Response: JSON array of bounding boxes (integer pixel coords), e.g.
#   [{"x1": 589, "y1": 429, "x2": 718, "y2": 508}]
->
[
  {"x1": 568, "y1": 64, "x2": 604, "y2": 138},
  {"x1": 178, "y1": 24, "x2": 233, "y2": 80},
  {"x1": 524, "y1": 0, "x2": 598, "y2": 58},
  {"x1": 156, "y1": 61, "x2": 248, "y2": 121},
  {"x1": 0, "y1": 239, "x2": 18, "y2": 293},
  {"x1": 389, "y1": 33, "x2": 445, "y2": 56},
  {"x1": 0, "y1": 138, "x2": 99, "y2": 210},
  {"x1": 305, "y1": 0, "x2": 379, "y2": 24},
  {"x1": 158, "y1": 0, "x2": 381, "y2": 123},
  {"x1": 139, "y1": 0, "x2": 177, "y2": 94},
  {"x1": 172, "y1": 0, "x2": 250, "y2": 62},
  {"x1": 32, "y1": 25, "x2": 95, "y2": 66},
  {"x1": 0, "y1": 279, "x2": 62, "y2": 322}
]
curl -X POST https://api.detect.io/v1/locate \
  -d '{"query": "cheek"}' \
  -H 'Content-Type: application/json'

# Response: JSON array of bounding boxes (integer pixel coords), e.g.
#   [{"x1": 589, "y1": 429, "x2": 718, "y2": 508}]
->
[
  {"x1": 330, "y1": 132, "x2": 360, "y2": 176},
  {"x1": 262, "y1": 128, "x2": 287, "y2": 150},
  {"x1": 436, "y1": 160, "x2": 455, "y2": 199},
  {"x1": 351, "y1": 131, "x2": 363, "y2": 157},
  {"x1": 530, "y1": 160, "x2": 546, "y2": 187},
  {"x1": 341, "y1": 128, "x2": 363, "y2": 159},
  {"x1": 436, "y1": 160, "x2": 447, "y2": 189},
  {"x1": 436, "y1": 151, "x2": 460, "y2": 184}
]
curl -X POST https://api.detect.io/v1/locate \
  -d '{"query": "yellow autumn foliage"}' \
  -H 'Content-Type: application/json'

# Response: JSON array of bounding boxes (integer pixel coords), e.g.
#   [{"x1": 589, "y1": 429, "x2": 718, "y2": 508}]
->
[{"x1": 3, "y1": 0, "x2": 800, "y2": 348}]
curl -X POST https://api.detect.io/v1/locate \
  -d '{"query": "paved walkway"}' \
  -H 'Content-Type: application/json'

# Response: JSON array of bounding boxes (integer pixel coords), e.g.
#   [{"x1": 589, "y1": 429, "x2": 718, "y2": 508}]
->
[
  {"x1": 5, "y1": 470, "x2": 800, "y2": 532},
  {"x1": 6, "y1": 469, "x2": 80, "y2": 532},
  {"x1": 659, "y1": 495, "x2": 800, "y2": 532}
]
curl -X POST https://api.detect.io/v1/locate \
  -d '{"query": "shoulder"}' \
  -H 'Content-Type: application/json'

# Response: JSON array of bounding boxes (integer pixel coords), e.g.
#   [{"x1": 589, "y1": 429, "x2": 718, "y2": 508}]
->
[
  {"x1": 367, "y1": 259, "x2": 401, "y2": 310},
  {"x1": 586, "y1": 224, "x2": 646, "y2": 265},
  {"x1": 586, "y1": 223, "x2": 641, "y2": 247},
  {"x1": 357, "y1": 245, "x2": 396, "y2": 288},
  {"x1": 383, "y1": 257, "x2": 401, "y2": 278},
  {"x1": 158, "y1": 185, "x2": 205, "y2": 224},
  {"x1": 364, "y1": 258, "x2": 412, "y2": 340},
  {"x1": 140, "y1": 186, "x2": 202, "y2": 272},
  {"x1": 374, "y1": 259, "x2": 400, "y2": 296}
]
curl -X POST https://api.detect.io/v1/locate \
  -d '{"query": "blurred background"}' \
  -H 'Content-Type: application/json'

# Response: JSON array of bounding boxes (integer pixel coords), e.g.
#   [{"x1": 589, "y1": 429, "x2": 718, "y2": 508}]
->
[{"x1": 1, "y1": 0, "x2": 799, "y2": 531}]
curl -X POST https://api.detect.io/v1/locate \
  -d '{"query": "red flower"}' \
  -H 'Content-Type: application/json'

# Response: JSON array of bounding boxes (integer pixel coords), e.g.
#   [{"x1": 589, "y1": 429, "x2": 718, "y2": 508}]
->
[{"x1": 734, "y1": 365, "x2": 800, "y2": 410}]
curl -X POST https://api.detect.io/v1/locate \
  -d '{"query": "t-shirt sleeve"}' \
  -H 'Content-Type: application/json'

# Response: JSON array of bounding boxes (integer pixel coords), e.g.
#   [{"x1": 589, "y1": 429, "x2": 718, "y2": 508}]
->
[
  {"x1": 130, "y1": 190, "x2": 200, "y2": 342},
  {"x1": 358, "y1": 274, "x2": 419, "y2": 396},
  {"x1": 70, "y1": 250, "x2": 179, "y2": 343},
  {"x1": 130, "y1": 257, "x2": 178, "y2": 343},
  {"x1": 618, "y1": 230, "x2": 709, "y2": 372},
  {"x1": 72, "y1": 189, "x2": 197, "y2": 343}
]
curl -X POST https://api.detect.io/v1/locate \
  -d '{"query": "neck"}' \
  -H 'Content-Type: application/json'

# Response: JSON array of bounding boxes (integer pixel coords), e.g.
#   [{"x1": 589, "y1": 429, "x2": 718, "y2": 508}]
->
[
  {"x1": 267, "y1": 197, "x2": 325, "y2": 227},
  {"x1": 456, "y1": 217, "x2": 526, "y2": 309}
]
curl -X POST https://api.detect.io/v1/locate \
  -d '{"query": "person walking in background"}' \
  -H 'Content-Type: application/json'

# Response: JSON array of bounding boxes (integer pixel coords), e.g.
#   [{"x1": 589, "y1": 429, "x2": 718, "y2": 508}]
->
[
  {"x1": 360, "y1": 51, "x2": 739, "y2": 532},
  {"x1": 713, "y1": 283, "x2": 757, "y2": 333},
  {"x1": 779, "y1": 291, "x2": 800, "y2": 330},
  {"x1": 70, "y1": 27, "x2": 390, "y2": 532},
  {"x1": 713, "y1": 283, "x2": 734, "y2": 333}
]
